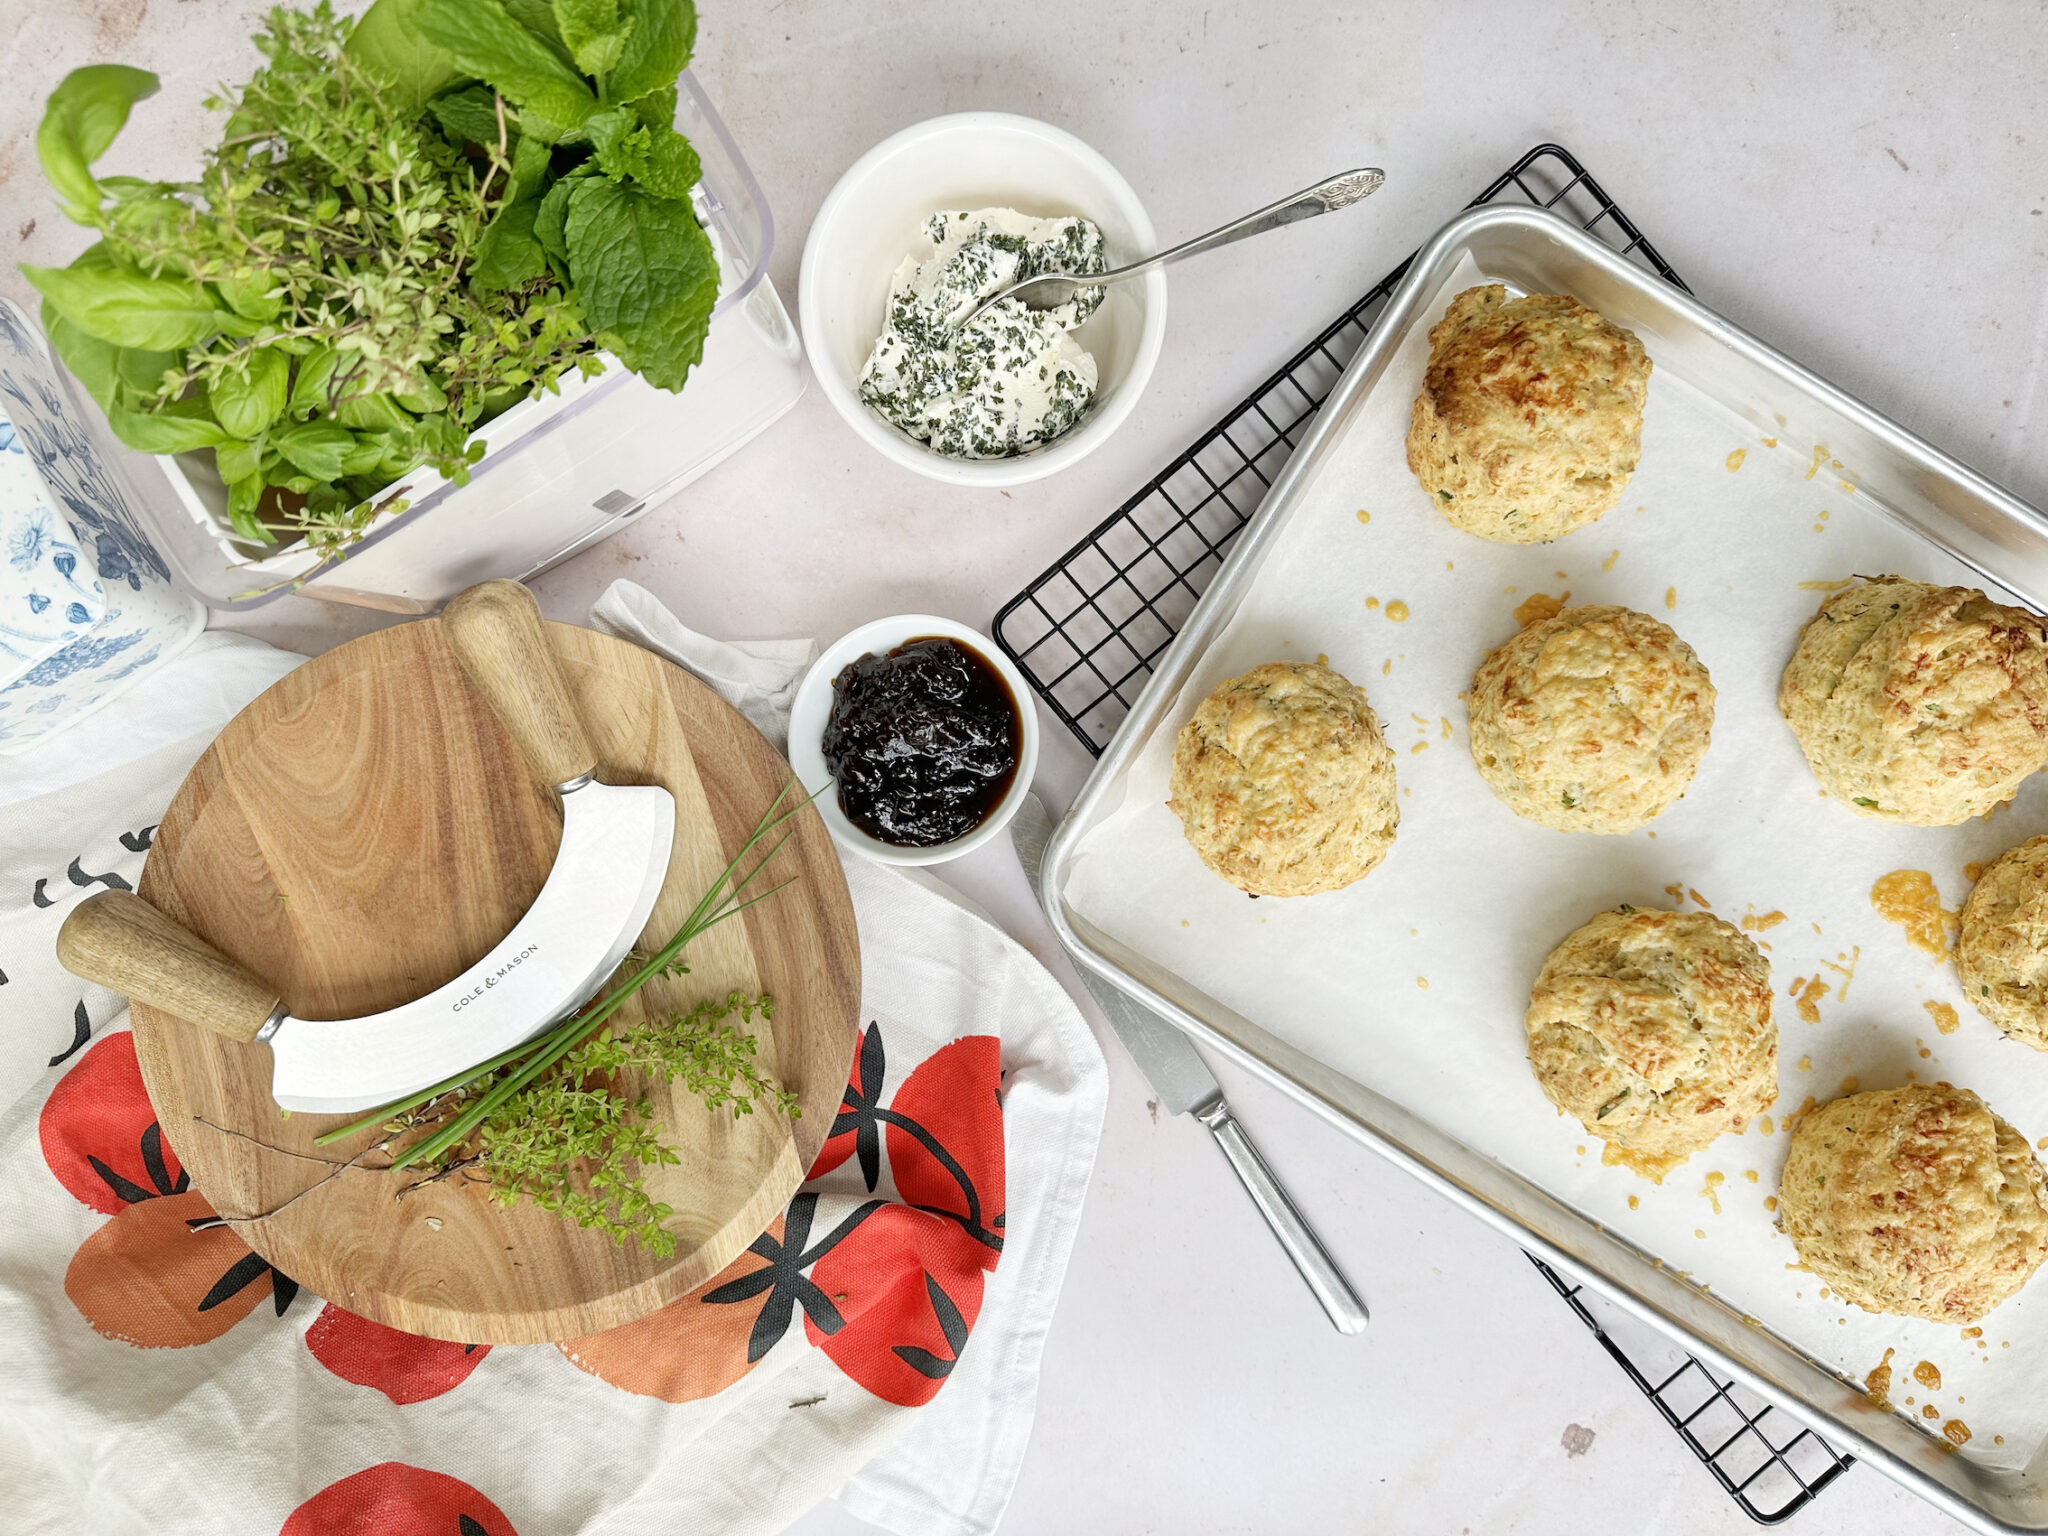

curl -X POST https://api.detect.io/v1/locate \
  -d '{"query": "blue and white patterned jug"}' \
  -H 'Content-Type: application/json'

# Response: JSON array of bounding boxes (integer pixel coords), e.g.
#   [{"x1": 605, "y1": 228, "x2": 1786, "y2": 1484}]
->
[{"x1": 0, "y1": 299, "x2": 202, "y2": 756}]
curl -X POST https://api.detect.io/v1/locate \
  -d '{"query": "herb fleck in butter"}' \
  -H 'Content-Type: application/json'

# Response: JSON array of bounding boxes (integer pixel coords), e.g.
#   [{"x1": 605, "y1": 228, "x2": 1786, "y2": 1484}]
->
[{"x1": 858, "y1": 208, "x2": 1108, "y2": 459}]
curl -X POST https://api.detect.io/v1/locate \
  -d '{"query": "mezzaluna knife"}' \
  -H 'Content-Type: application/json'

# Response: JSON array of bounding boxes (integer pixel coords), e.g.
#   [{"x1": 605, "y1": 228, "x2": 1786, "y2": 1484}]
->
[
  {"x1": 55, "y1": 580, "x2": 676, "y2": 1116},
  {"x1": 1011, "y1": 792, "x2": 1368, "y2": 1334}
]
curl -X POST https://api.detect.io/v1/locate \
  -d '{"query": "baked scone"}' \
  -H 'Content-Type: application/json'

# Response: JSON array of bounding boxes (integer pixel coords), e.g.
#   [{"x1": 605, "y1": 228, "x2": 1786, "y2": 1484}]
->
[
  {"x1": 1778, "y1": 1083, "x2": 2048, "y2": 1322},
  {"x1": 1405, "y1": 284, "x2": 1651, "y2": 544},
  {"x1": 1525, "y1": 907, "x2": 1775, "y2": 1180},
  {"x1": 1167, "y1": 660, "x2": 1397, "y2": 896},
  {"x1": 1468, "y1": 605, "x2": 1714, "y2": 834},
  {"x1": 1779, "y1": 577, "x2": 2048, "y2": 824},
  {"x1": 1958, "y1": 835, "x2": 2048, "y2": 1048}
]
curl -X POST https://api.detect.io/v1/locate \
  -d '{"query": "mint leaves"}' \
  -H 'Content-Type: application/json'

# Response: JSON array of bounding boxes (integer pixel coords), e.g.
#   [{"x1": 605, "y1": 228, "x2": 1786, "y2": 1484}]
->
[
  {"x1": 22, "y1": 0, "x2": 716, "y2": 556},
  {"x1": 565, "y1": 179, "x2": 717, "y2": 390}
]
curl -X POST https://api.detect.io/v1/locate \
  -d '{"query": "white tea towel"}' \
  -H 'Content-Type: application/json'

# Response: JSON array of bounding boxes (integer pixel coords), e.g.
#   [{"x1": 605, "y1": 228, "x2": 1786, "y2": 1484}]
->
[{"x1": 591, "y1": 577, "x2": 1109, "y2": 1536}]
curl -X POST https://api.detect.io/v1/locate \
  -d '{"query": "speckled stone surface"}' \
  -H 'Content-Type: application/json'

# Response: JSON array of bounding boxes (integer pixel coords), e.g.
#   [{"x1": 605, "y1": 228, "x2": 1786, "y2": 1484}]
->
[{"x1": 5, "y1": 3, "x2": 2042, "y2": 1530}]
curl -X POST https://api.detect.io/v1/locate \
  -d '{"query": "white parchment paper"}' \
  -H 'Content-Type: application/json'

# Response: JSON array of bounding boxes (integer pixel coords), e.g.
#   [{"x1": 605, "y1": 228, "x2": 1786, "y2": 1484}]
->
[{"x1": 1064, "y1": 254, "x2": 2048, "y2": 1467}]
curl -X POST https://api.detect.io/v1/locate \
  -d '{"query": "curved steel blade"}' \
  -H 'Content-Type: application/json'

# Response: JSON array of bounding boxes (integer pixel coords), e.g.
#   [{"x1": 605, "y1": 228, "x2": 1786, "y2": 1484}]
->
[{"x1": 268, "y1": 780, "x2": 675, "y2": 1115}]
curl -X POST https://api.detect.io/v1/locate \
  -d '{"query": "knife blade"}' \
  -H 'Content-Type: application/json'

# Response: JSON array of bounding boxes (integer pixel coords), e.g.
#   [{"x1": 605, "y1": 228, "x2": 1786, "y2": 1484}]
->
[{"x1": 1011, "y1": 792, "x2": 1368, "y2": 1332}]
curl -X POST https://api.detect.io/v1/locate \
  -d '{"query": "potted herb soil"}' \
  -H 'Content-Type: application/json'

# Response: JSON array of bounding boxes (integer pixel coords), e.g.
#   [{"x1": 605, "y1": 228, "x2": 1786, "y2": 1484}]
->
[{"x1": 22, "y1": 0, "x2": 803, "y2": 611}]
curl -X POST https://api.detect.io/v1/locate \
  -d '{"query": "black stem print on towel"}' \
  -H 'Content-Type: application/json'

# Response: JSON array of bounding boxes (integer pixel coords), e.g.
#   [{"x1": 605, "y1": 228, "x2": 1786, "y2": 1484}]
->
[
  {"x1": 118, "y1": 825, "x2": 156, "y2": 853},
  {"x1": 702, "y1": 1193, "x2": 888, "y2": 1363},
  {"x1": 830, "y1": 1023, "x2": 1003, "y2": 1254},
  {"x1": 892, "y1": 1273, "x2": 970, "y2": 1381},
  {"x1": 49, "y1": 1000, "x2": 92, "y2": 1067},
  {"x1": 32, "y1": 856, "x2": 134, "y2": 908}
]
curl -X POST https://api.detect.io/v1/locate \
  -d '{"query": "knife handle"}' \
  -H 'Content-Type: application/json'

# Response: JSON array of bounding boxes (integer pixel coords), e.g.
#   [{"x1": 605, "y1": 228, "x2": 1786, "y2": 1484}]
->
[
  {"x1": 57, "y1": 891, "x2": 283, "y2": 1045},
  {"x1": 442, "y1": 579, "x2": 599, "y2": 790},
  {"x1": 1195, "y1": 1097, "x2": 1370, "y2": 1334}
]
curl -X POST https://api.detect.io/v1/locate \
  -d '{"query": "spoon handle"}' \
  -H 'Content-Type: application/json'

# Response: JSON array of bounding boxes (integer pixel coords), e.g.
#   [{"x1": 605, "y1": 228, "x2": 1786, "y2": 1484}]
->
[{"x1": 1103, "y1": 166, "x2": 1385, "y2": 283}]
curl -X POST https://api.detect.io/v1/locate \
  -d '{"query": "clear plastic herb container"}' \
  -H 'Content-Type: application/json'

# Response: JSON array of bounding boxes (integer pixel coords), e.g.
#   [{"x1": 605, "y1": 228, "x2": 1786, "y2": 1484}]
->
[{"x1": 35, "y1": 72, "x2": 804, "y2": 614}]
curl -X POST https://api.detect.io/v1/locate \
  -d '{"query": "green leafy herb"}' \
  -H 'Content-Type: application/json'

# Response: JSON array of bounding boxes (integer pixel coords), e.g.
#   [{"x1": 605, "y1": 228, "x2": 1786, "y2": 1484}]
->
[
  {"x1": 25, "y1": 0, "x2": 717, "y2": 558},
  {"x1": 318, "y1": 780, "x2": 811, "y2": 1254},
  {"x1": 1595, "y1": 1089, "x2": 1630, "y2": 1120},
  {"x1": 1853, "y1": 796, "x2": 1878, "y2": 808},
  {"x1": 563, "y1": 177, "x2": 717, "y2": 388},
  {"x1": 1560, "y1": 789, "x2": 1576, "y2": 809}
]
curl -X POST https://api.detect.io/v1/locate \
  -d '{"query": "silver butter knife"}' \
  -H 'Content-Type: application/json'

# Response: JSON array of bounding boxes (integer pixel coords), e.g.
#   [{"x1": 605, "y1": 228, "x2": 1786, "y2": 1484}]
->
[{"x1": 1011, "y1": 792, "x2": 1368, "y2": 1333}]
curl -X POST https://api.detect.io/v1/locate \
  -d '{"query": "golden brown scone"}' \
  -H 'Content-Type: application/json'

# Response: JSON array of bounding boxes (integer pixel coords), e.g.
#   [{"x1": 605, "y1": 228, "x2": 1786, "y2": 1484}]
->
[
  {"x1": 1405, "y1": 284, "x2": 1651, "y2": 544},
  {"x1": 1525, "y1": 906, "x2": 1775, "y2": 1180},
  {"x1": 1167, "y1": 660, "x2": 1397, "y2": 896},
  {"x1": 1957, "y1": 835, "x2": 2048, "y2": 1048},
  {"x1": 1779, "y1": 577, "x2": 2048, "y2": 824},
  {"x1": 1778, "y1": 1083, "x2": 2048, "y2": 1323},
  {"x1": 1468, "y1": 605, "x2": 1714, "y2": 834}
]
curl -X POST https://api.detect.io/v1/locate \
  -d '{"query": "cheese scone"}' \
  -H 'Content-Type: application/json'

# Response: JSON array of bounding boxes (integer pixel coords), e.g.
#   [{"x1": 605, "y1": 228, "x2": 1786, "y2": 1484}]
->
[
  {"x1": 1405, "y1": 284, "x2": 1651, "y2": 544},
  {"x1": 1778, "y1": 1083, "x2": 2048, "y2": 1323},
  {"x1": 1468, "y1": 604, "x2": 1714, "y2": 834},
  {"x1": 1958, "y1": 835, "x2": 2048, "y2": 1048},
  {"x1": 1780, "y1": 577, "x2": 2048, "y2": 824},
  {"x1": 1526, "y1": 906, "x2": 1775, "y2": 1180},
  {"x1": 1167, "y1": 660, "x2": 1397, "y2": 897}
]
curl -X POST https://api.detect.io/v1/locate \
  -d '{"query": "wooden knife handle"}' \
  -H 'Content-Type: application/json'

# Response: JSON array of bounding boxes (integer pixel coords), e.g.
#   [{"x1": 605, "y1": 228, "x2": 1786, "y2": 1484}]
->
[
  {"x1": 56, "y1": 891, "x2": 283, "y2": 1045},
  {"x1": 442, "y1": 579, "x2": 599, "y2": 789}
]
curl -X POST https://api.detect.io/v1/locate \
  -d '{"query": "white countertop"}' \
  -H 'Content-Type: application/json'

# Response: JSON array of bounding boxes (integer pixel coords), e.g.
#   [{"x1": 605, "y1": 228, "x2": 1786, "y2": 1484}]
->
[{"x1": 6, "y1": 2, "x2": 2045, "y2": 1530}]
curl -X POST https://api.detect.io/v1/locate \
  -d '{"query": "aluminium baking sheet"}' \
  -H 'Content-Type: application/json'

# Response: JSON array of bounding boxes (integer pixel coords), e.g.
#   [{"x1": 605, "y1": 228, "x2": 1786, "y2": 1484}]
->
[{"x1": 1042, "y1": 207, "x2": 2048, "y2": 1533}]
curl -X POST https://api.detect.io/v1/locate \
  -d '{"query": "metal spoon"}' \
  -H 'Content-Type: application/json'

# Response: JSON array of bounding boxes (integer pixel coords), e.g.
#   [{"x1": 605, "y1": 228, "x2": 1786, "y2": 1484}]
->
[{"x1": 950, "y1": 167, "x2": 1385, "y2": 329}]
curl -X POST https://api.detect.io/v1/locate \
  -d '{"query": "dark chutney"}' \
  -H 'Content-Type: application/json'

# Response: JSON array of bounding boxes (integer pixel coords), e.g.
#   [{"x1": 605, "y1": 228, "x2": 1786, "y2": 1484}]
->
[{"x1": 823, "y1": 637, "x2": 1021, "y2": 846}]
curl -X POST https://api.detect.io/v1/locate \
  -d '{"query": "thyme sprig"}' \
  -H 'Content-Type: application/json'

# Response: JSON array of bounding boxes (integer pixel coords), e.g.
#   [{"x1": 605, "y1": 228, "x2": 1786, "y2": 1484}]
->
[{"x1": 315, "y1": 780, "x2": 816, "y2": 1253}]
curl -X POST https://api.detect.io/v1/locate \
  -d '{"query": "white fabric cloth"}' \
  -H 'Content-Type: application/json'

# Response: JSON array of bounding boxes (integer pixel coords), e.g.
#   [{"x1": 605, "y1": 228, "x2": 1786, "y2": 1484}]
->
[
  {"x1": 591, "y1": 578, "x2": 1107, "y2": 1536},
  {"x1": 0, "y1": 587, "x2": 1106, "y2": 1536}
]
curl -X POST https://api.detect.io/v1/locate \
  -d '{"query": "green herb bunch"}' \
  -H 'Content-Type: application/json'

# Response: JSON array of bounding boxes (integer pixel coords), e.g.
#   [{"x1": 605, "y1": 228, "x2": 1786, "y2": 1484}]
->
[
  {"x1": 453, "y1": 990, "x2": 793, "y2": 1256},
  {"x1": 25, "y1": 0, "x2": 717, "y2": 557},
  {"x1": 319, "y1": 780, "x2": 812, "y2": 1256}
]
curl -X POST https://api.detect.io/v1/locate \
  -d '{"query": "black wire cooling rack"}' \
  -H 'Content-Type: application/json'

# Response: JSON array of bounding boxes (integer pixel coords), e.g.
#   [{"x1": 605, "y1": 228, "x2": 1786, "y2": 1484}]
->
[{"x1": 993, "y1": 143, "x2": 1854, "y2": 1524}]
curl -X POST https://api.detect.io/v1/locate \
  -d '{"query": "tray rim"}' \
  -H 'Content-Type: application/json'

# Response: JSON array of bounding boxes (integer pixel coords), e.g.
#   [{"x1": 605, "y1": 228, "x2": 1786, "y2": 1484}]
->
[{"x1": 1039, "y1": 201, "x2": 2048, "y2": 1535}]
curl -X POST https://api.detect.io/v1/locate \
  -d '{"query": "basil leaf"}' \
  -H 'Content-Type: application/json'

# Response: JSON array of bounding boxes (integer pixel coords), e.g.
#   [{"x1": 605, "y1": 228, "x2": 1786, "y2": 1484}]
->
[
  {"x1": 106, "y1": 403, "x2": 226, "y2": 454},
  {"x1": 216, "y1": 271, "x2": 284, "y2": 323},
  {"x1": 338, "y1": 391, "x2": 418, "y2": 432},
  {"x1": 604, "y1": 0, "x2": 694, "y2": 106},
  {"x1": 42, "y1": 304, "x2": 121, "y2": 412},
  {"x1": 22, "y1": 261, "x2": 229, "y2": 350},
  {"x1": 211, "y1": 348, "x2": 291, "y2": 438},
  {"x1": 339, "y1": 432, "x2": 401, "y2": 477},
  {"x1": 564, "y1": 177, "x2": 717, "y2": 391},
  {"x1": 587, "y1": 108, "x2": 700, "y2": 199},
  {"x1": 214, "y1": 438, "x2": 263, "y2": 486},
  {"x1": 427, "y1": 84, "x2": 507, "y2": 150},
  {"x1": 36, "y1": 65, "x2": 158, "y2": 224},
  {"x1": 224, "y1": 472, "x2": 270, "y2": 543},
  {"x1": 274, "y1": 421, "x2": 360, "y2": 481},
  {"x1": 289, "y1": 344, "x2": 342, "y2": 417},
  {"x1": 553, "y1": 0, "x2": 632, "y2": 80},
  {"x1": 344, "y1": 0, "x2": 464, "y2": 112},
  {"x1": 409, "y1": 0, "x2": 599, "y2": 128}
]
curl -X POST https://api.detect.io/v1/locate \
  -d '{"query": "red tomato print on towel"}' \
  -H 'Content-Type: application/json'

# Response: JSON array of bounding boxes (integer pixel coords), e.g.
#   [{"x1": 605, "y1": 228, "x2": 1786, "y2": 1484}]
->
[
  {"x1": 281, "y1": 1462, "x2": 518, "y2": 1536},
  {"x1": 569, "y1": 1021, "x2": 1006, "y2": 1410},
  {"x1": 306, "y1": 1305, "x2": 490, "y2": 1404},
  {"x1": 42, "y1": 1033, "x2": 298, "y2": 1347},
  {"x1": 40, "y1": 1033, "x2": 485, "y2": 1401},
  {"x1": 555, "y1": 1216, "x2": 788, "y2": 1403}
]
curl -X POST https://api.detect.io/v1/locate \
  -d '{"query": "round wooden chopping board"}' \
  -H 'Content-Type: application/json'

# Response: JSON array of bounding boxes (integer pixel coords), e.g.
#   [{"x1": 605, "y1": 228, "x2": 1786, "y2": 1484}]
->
[{"x1": 130, "y1": 616, "x2": 860, "y2": 1344}]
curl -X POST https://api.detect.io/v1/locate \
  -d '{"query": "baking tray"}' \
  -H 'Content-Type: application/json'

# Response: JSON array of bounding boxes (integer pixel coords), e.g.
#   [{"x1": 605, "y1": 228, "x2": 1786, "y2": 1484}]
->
[{"x1": 1038, "y1": 203, "x2": 2048, "y2": 1533}]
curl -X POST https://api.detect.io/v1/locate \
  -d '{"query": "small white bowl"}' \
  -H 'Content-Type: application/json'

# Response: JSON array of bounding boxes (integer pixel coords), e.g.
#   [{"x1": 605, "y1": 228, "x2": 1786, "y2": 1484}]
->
[
  {"x1": 798, "y1": 112, "x2": 1168, "y2": 487},
  {"x1": 788, "y1": 615, "x2": 1040, "y2": 866}
]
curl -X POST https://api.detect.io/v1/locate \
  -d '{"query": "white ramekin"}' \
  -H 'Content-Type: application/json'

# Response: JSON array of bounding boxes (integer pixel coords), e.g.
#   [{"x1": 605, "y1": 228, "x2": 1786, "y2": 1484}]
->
[
  {"x1": 798, "y1": 112, "x2": 1167, "y2": 487},
  {"x1": 787, "y1": 614, "x2": 1040, "y2": 866}
]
